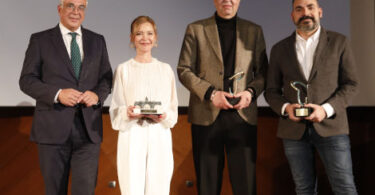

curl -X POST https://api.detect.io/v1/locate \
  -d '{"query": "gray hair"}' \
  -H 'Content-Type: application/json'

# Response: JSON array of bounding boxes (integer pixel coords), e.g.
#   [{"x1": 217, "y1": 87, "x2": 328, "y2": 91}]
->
[{"x1": 59, "y1": 0, "x2": 88, "y2": 6}]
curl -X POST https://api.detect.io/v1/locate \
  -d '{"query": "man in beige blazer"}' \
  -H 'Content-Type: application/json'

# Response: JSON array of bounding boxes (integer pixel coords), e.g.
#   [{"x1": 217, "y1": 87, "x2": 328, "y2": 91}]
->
[
  {"x1": 177, "y1": 0, "x2": 267, "y2": 194},
  {"x1": 265, "y1": 0, "x2": 358, "y2": 194}
]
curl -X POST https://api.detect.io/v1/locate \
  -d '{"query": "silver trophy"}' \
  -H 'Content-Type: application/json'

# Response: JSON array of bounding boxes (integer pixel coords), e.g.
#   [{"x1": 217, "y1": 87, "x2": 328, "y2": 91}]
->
[
  {"x1": 134, "y1": 97, "x2": 162, "y2": 115},
  {"x1": 290, "y1": 81, "x2": 312, "y2": 117},
  {"x1": 226, "y1": 71, "x2": 245, "y2": 105}
]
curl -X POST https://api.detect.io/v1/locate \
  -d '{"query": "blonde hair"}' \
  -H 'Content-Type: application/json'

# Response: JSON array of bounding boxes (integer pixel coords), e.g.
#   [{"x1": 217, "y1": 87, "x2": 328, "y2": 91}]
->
[{"x1": 130, "y1": 16, "x2": 158, "y2": 48}]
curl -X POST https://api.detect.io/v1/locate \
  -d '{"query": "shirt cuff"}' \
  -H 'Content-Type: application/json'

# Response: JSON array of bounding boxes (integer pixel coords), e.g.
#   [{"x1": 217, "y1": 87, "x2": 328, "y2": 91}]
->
[
  {"x1": 204, "y1": 86, "x2": 215, "y2": 100},
  {"x1": 54, "y1": 89, "x2": 62, "y2": 103},
  {"x1": 246, "y1": 88, "x2": 255, "y2": 100},
  {"x1": 322, "y1": 103, "x2": 335, "y2": 118},
  {"x1": 281, "y1": 103, "x2": 290, "y2": 116}
]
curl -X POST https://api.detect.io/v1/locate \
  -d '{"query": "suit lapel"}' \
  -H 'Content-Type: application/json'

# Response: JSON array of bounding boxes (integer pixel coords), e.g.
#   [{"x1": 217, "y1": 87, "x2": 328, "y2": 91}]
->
[
  {"x1": 234, "y1": 18, "x2": 243, "y2": 74},
  {"x1": 309, "y1": 28, "x2": 328, "y2": 82},
  {"x1": 80, "y1": 27, "x2": 92, "y2": 81},
  {"x1": 234, "y1": 17, "x2": 252, "y2": 75},
  {"x1": 286, "y1": 32, "x2": 308, "y2": 82},
  {"x1": 204, "y1": 16, "x2": 223, "y2": 64},
  {"x1": 51, "y1": 25, "x2": 77, "y2": 79}
]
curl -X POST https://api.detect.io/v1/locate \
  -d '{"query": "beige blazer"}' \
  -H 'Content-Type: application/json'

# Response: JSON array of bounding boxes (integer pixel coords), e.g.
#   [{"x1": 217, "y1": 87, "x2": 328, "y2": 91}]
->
[
  {"x1": 265, "y1": 28, "x2": 359, "y2": 139},
  {"x1": 177, "y1": 15, "x2": 268, "y2": 126}
]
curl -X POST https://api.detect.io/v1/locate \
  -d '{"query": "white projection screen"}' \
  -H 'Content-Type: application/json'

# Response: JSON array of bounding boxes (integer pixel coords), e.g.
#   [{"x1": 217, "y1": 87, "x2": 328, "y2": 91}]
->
[{"x1": 1, "y1": 0, "x2": 373, "y2": 107}]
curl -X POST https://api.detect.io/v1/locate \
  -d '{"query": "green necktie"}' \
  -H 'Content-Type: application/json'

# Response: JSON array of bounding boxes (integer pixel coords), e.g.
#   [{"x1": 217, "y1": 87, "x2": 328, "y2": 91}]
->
[{"x1": 69, "y1": 32, "x2": 81, "y2": 79}]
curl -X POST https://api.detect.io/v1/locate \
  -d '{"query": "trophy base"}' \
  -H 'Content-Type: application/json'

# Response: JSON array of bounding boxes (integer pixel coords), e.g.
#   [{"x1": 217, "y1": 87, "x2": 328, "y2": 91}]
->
[
  {"x1": 134, "y1": 108, "x2": 162, "y2": 115},
  {"x1": 226, "y1": 97, "x2": 241, "y2": 105},
  {"x1": 295, "y1": 107, "x2": 312, "y2": 117}
]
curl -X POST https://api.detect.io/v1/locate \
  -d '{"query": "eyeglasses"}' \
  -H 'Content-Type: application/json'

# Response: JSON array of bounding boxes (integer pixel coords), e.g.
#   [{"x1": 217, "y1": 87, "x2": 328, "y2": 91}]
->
[{"x1": 64, "y1": 3, "x2": 86, "y2": 12}]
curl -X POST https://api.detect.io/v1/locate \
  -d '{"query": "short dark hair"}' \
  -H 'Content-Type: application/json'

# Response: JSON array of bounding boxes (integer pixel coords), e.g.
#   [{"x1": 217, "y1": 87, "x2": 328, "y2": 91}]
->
[{"x1": 292, "y1": 0, "x2": 320, "y2": 5}]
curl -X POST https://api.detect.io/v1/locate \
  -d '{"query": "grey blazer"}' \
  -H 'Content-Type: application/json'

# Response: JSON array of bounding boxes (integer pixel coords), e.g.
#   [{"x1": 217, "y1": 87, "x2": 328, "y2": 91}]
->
[
  {"x1": 265, "y1": 27, "x2": 359, "y2": 139},
  {"x1": 178, "y1": 15, "x2": 268, "y2": 126}
]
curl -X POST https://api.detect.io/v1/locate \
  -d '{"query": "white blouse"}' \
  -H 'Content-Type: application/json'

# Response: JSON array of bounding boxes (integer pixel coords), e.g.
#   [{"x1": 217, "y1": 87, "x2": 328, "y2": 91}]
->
[{"x1": 109, "y1": 58, "x2": 178, "y2": 131}]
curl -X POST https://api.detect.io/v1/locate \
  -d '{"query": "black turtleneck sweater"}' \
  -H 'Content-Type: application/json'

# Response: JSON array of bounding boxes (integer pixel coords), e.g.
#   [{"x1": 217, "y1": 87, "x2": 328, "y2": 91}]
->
[{"x1": 204, "y1": 13, "x2": 237, "y2": 100}]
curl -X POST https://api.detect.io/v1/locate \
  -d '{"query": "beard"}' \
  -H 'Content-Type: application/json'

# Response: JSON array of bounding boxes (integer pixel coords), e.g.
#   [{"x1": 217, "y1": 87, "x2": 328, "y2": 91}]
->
[{"x1": 295, "y1": 16, "x2": 319, "y2": 32}]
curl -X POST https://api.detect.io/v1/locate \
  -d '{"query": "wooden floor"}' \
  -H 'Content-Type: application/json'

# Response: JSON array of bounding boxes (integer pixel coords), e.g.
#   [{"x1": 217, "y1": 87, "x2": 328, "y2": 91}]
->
[{"x1": 0, "y1": 108, "x2": 374, "y2": 195}]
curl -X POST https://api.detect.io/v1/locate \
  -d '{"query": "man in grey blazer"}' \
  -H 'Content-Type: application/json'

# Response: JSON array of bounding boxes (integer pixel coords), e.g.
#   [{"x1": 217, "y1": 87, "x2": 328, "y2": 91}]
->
[
  {"x1": 265, "y1": 0, "x2": 358, "y2": 194},
  {"x1": 178, "y1": 0, "x2": 267, "y2": 194},
  {"x1": 19, "y1": 0, "x2": 112, "y2": 194}
]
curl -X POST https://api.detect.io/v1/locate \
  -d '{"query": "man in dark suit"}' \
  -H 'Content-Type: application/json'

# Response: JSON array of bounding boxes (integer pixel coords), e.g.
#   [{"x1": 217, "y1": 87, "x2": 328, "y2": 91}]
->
[
  {"x1": 19, "y1": 0, "x2": 112, "y2": 194},
  {"x1": 265, "y1": 0, "x2": 358, "y2": 194},
  {"x1": 177, "y1": 0, "x2": 268, "y2": 194}
]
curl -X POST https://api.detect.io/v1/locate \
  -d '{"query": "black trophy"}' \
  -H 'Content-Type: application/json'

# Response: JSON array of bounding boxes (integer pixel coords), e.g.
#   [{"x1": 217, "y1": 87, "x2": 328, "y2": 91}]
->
[
  {"x1": 226, "y1": 71, "x2": 244, "y2": 105},
  {"x1": 290, "y1": 81, "x2": 312, "y2": 117}
]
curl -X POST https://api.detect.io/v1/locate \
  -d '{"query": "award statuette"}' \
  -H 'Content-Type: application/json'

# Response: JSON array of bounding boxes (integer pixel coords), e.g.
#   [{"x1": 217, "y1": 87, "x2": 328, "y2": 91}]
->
[
  {"x1": 290, "y1": 81, "x2": 312, "y2": 117},
  {"x1": 226, "y1": 71, "x2": 245, "y2": 105},
  {"x1": 133, "y1": 97, "x2": 162, "y2": 115}
]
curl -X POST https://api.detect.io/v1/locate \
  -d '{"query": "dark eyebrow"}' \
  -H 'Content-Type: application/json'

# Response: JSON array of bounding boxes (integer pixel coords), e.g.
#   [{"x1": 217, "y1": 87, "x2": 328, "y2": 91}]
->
[{"x1": 307, "y1": 4, "x2": 315, "y2": 8}]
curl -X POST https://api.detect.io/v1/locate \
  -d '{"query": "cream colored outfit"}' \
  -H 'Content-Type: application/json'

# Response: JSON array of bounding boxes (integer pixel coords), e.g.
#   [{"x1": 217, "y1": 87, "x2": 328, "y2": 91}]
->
[{"x1": 109, "y1": 58, "x2": 178, "y2": 195}]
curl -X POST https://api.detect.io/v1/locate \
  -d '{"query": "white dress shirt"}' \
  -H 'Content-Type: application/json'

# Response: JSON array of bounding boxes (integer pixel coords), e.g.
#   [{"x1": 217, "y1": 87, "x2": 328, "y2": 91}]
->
[
  {"x1": 59, "y1": 22, "x2": 84, "y2": 60},
  {"x1": 54, "y1": 23, "x2": 84, "y2": 103},
  {"x1": 296, "y1": 26, "x2": 320, "y2": 80},
  {"x1": 282, "y1": 26, "x2": 335, "y2": 118}
]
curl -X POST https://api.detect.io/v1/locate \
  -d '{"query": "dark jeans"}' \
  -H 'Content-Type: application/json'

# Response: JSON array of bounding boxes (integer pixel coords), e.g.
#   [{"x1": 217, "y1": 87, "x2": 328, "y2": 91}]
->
[
  {"x1": 38, "y1": 109, "x2": 101, "y2": 195},
  {"x1": 283, "y1": 125, "x2": 357, "y2": 195},
  {"x1": 192, "y1": 110, "x2": 257, "y2": 195}
]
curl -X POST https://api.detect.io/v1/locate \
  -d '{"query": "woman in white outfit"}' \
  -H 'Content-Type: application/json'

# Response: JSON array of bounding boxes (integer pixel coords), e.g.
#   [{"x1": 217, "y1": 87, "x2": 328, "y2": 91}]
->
[{"x1": 109, "y1": 16, "x2": 178, "y2": 195}]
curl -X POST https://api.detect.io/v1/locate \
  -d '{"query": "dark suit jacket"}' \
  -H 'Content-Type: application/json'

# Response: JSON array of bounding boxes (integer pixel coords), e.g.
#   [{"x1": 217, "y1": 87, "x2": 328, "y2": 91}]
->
[
  {"x1": 265, "y1": 28, "x2": 359, "y2": 139},
  {"x1": 178, "y1": 15, "x2": 268, "y2": 126},
  {"x1": 19, "y1": 25, "x2": 112, "y2": 144}
]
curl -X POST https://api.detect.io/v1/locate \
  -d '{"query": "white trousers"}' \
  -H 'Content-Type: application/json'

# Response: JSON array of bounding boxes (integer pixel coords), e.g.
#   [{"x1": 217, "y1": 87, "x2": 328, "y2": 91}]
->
[{"x1": 117, "y1": 122, "x2": 174, "y2": 195}]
